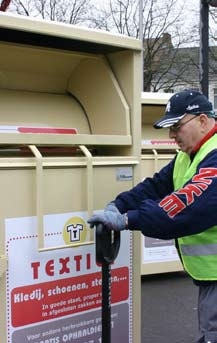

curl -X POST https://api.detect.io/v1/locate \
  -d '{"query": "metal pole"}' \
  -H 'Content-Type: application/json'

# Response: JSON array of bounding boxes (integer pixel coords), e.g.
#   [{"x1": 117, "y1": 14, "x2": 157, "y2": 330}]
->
[
  {"x1": 95, "y1": 224, "x2": 120, "y2": 343},
  {"x1": 102, "y1": 261, "x2": 111, "y2": 343},
  {"x1": 139, "y1": 0, "x2": 144, "y2": 91},
  {"x1": 199, "y1": 0, "x2": 209, "y2": 97}
]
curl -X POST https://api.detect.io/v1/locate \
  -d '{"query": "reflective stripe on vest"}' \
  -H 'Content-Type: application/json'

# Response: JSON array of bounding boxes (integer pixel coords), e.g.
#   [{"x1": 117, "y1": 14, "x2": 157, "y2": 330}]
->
[
  {"x1": 180, "y1": 244, "x2": 217, "y2": 256},
  {"x1": 174, "y1": 134, "x2": 217, "y2": 280}
]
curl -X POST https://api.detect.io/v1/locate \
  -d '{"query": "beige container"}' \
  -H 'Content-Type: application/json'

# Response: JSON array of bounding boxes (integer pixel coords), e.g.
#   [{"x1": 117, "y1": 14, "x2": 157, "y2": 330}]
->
[
  {"x1": 0, "y1": 13, "x2": 141, "y2": 343},
  {"x1": 141, "y1": 92, "x2": 183, "y2": 275}
]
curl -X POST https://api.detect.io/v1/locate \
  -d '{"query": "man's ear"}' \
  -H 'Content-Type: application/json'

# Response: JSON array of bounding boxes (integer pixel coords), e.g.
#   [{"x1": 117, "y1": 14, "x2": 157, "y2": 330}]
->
[
  {"x1": 199, "y1": 113, "x2": 209, "y2": 129},
  {"x1": 199, "y1": 113, "x2": 215, "y2": 133}
]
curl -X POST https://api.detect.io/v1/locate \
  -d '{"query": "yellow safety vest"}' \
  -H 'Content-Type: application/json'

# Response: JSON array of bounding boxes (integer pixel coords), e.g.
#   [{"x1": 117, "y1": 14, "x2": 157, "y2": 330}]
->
[{"x1": 174, "y1": 134, "x2": 217, "y2": 280}]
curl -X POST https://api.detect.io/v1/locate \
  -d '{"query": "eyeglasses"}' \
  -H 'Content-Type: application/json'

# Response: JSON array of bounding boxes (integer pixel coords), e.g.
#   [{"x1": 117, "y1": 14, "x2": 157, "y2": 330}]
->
[{"x1": 169, "y1": 115, "x2": 198, "y2": 133}]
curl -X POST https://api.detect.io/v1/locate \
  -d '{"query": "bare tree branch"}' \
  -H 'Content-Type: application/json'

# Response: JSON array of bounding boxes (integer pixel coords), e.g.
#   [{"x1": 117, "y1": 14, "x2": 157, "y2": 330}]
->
[{"x1": 10, "y1": 0, "x2": 93, "y2": 24}]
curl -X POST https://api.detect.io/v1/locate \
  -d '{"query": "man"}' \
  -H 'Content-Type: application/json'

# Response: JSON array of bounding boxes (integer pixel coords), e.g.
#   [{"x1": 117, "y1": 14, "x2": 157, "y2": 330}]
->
[{"x1": 88, "y1": 89, "x2": 217, "y2": 343}]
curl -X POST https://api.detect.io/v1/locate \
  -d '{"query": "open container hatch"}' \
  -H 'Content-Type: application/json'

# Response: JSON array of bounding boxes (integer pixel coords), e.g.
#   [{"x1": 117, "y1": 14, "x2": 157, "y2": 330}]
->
[{"x1": 0, "y1": 13, "x2": 142, "y2": 343}]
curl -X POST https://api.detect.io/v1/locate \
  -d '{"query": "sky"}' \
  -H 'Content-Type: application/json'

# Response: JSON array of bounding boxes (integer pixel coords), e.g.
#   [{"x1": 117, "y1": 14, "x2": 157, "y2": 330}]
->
[{"x1": 92, "y1": 0, "x2": 216, "y2": 46}]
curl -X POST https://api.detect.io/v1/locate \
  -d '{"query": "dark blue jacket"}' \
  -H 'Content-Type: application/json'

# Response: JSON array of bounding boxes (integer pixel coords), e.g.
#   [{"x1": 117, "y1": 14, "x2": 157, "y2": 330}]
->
[
  {"x1": 115, "y1": 129, "x2": 217, "y2": 285},
  {"x1": 115, "y1": 135, "x2": 217, "y2": 241}
]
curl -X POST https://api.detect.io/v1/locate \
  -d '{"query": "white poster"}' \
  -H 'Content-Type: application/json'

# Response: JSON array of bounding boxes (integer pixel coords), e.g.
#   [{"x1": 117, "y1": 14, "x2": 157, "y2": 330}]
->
[
  {"x1": 143, "y1": 236, "x2": 179, "y2": 263},
  {"x1": 6, "y1": 212, "x2": 132, "y2": 343}
]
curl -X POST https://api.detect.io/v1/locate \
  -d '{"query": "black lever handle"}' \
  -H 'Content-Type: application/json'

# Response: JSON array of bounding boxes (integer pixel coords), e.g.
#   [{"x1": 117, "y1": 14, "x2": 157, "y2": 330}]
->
[
  {"x1": 95, "y1": 223, "x2": 120, "y2": 264},
  {"x1": 95, "y1": 223, "x2": 121, "y2": 343}
]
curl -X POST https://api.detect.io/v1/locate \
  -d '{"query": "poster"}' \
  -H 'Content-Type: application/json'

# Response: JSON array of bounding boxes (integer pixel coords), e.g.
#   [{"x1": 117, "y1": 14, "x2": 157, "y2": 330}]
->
[
  {"x1": 143, "y1": 236, "x2": 179, "y2": 263},
  {"x1": 6, "y1": 212, "x2": 132, "y2": 343}
]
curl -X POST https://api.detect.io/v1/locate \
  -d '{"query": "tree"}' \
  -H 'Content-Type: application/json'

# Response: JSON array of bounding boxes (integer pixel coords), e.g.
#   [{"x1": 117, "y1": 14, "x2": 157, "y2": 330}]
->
[
  {"x1": 9, "y1": 0, "x2": 93, "y2": 24},
  {"x1": 209, "y1": 6, "x2": 217, "y2": 74},
  {"x1": 89, "y1": 0, "x2": 200, "y2": 91},
  {"x1": 210, "y1": 5, "x2": 217, "y2": 45},
  {"x1": 89, "y1": 0, "x2": 140, "y2": 37}
]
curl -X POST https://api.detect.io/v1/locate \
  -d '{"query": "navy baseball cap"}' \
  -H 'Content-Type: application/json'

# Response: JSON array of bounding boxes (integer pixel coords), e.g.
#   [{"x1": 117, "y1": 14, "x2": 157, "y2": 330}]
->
[{"x1": 154, "y1": 89, "x2": 216, "y2": 129}]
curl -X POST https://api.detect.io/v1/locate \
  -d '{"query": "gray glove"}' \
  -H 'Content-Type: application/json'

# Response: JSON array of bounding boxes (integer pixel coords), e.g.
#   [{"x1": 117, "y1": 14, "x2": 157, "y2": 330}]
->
[
  {"x1": 87, "y1": 211, "x2": 126, "y2": 231},
  {"x1": 105, "y1": 201, "x2": 120, "y2": 213}
]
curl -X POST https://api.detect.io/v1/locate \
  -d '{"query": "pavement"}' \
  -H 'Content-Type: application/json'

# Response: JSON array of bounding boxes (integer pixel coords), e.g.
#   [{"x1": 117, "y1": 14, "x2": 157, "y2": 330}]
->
[{"x1": 141, "y1": 271, "x2": 198, "y2": 343}]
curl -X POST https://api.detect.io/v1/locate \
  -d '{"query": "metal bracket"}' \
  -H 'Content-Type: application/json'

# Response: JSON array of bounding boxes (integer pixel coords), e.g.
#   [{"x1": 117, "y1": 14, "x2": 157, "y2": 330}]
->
[{"x1": 29, "y1": 144, "x2": 94, "y2": 252}]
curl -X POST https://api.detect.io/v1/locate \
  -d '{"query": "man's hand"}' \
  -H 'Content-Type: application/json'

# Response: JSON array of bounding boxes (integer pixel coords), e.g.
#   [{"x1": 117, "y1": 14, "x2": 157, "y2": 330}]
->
[
  {"x1": 105, "y1": 201, "x2": 120, "y2": 214},
  {"x1": 87, "y1": 211, "x2": 126, "y2": 231}
]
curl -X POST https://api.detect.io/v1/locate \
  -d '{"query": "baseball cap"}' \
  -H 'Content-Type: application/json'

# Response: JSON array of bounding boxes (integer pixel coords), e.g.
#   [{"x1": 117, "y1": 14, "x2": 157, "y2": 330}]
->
[{"x1": 153, "y1": 89, "x2": 216, "y2": 129}]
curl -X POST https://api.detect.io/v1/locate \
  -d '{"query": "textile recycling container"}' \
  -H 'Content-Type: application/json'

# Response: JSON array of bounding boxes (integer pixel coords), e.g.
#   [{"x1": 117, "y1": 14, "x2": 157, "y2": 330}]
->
[
  {"x1": 141, "y1": 92, "x2": 183, "y2": 275},
  {"x1": 0, "y1": 13, "x2": 142, "y2": 343}
]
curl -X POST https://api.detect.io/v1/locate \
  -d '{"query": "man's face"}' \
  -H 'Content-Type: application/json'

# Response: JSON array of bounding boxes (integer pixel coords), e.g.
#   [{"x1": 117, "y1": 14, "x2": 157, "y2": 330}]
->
[{"x1": 169, "y1": 114, "x2": 203, "y2": 154}]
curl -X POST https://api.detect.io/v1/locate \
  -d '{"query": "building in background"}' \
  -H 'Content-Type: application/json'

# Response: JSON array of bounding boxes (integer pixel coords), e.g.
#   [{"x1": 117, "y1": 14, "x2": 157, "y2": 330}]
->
[{"x1": 148, "y1": 33, "x2": 217, "y2": 112}]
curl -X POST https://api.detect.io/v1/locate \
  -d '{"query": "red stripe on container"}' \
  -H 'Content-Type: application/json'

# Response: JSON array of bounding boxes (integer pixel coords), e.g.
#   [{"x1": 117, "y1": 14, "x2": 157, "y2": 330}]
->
[{"x1": 18, "y1": 127, "x2": 77, "y2": 134}]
